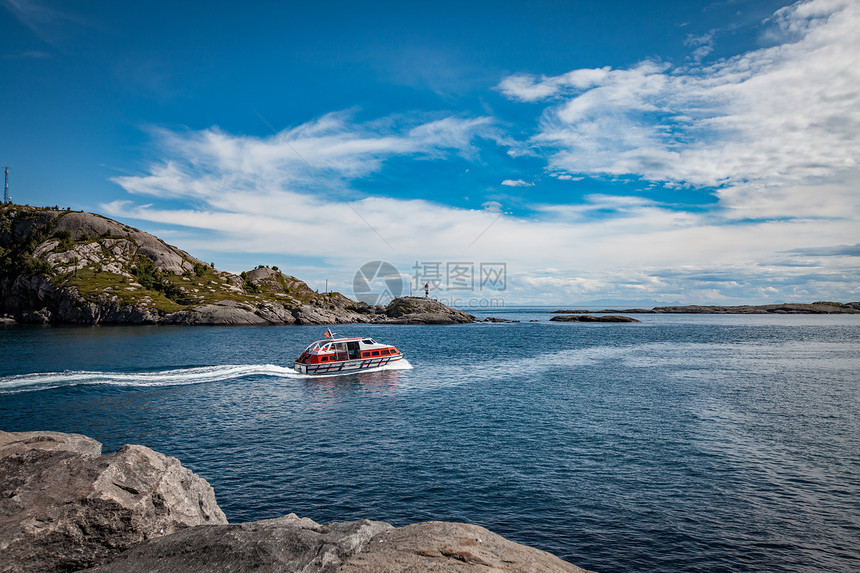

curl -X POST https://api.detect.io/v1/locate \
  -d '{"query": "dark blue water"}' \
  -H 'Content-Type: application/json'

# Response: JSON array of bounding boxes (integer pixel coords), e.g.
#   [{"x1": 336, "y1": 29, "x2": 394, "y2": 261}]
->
[{"x1": 2, "y1": 311, "x2": 859, "y2": 572}]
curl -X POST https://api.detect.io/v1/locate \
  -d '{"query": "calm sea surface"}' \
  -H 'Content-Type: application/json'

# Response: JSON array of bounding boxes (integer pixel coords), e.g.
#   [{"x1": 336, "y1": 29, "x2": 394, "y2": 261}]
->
[{"x1": 1, "y1": 309, "x2": 858, "y2": 572}]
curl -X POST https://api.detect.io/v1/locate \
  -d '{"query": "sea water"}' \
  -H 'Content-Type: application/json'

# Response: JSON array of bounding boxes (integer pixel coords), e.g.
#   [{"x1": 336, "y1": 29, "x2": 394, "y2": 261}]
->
[{"x1": 1, "y1": 311, "x2": 858, "y2": 572}]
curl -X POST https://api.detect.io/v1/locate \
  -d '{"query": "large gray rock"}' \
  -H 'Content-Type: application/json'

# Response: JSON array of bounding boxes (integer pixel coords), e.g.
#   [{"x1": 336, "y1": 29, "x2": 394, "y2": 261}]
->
[
  {"x1": 86, "y1": 518, "x2": 594, "y2": 573},
  {"x1": 0, "y1": 430, "x2": 227, "y2": 573},
  {"x1": 339, "y1": 521, "x2": 592, "y2": 573},
  {"x1": 164, "y1": 300, "x2": 273, "y2": 325},
  {"x1": 385, "y1": 297, "x2": 475, "y2": 324},
  {"x1": 52, "y1": 212, "x2": 200, "y2": 275},
  {"x1": 83, "y1": 514, "x2": 393, "y2": 573}
]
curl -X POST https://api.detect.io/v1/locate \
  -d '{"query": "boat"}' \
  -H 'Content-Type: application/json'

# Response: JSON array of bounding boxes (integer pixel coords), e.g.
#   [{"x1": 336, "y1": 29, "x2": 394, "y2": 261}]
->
[{"x1": 294, "y1": 329, "x2": 404, "y2": 375}]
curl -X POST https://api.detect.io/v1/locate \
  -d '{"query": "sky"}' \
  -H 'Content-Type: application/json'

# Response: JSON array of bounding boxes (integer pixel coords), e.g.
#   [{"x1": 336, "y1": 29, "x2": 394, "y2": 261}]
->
[{"x1": 1, "y1": 0, "x2": 858, "y2": 306}]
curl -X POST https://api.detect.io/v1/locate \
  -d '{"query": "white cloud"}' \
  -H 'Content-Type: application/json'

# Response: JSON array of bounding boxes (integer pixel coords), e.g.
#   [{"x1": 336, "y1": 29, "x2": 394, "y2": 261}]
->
[
  {"x1": 500, "y1": 179, "x2": 532, "y2": 187},
  {"x1": 497, "y1": 67, "x2": 612, "y2": 102},
  {"x1": 481, "y1": 200, "x2": 502, "y2": 213},
  {"x1": 500, "y1": 0, "x2": 860, "y2": 192}
]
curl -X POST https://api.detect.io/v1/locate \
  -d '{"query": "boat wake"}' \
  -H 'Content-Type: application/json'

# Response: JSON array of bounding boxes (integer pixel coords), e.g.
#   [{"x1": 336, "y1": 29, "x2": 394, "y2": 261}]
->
[
  {"x1": 0, "y1": 364, "x2": 301, "y2": 394},
  {"x1": 381, "y1": 358, "x2": 413, "y2": 371},
  {"x1": 0, "y1": 359, "x2": 414, "y2": 394}
]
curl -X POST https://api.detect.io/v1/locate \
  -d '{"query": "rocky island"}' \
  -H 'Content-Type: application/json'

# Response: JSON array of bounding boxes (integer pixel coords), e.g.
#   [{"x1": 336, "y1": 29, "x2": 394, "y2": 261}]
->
[
  {"x1": 0, "y1": 204, "x2": 473, "y2": 326},
  {"x1": 550, "y1": 315, "x2": 639, "y2": 323},
  {"x1": 0, "y1": 430, "x2": 592, "y2": 573}
]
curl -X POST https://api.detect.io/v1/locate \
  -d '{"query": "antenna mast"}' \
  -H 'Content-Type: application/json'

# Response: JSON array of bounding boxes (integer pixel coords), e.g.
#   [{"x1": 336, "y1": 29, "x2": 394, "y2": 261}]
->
[{"x1": 3, "y1": 166, "x2": 9, "y2": 203}]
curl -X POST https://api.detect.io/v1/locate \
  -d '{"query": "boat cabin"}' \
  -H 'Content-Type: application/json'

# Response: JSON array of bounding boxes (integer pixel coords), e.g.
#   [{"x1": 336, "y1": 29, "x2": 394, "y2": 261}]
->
[{"x1": 296, "y1": 337, "x2": 400, "y2": 365}]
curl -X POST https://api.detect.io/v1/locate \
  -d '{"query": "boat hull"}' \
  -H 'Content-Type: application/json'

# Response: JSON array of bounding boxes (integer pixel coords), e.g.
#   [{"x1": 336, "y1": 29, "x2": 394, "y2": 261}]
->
[{"x1": 294, "y1": 353, "x2": 403, "y2": 375}]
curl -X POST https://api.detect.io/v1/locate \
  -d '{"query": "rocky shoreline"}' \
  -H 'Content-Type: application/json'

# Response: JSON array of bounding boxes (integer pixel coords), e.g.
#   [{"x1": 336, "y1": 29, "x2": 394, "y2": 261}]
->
[
  {"x1": 0, "y1": 430, "x2": 591, "y2": 573},
  {"x1": 0, "y1": 204, "x2": 473, "y2": 326}
]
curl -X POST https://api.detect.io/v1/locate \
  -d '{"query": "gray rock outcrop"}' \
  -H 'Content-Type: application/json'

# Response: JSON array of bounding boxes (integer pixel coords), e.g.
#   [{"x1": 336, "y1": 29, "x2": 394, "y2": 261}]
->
[
  {"x1": 49, "y1": 212, "x2": 199, "y2": 275},
  {"x1": 0, "y1": 430, "x2": 227, "y2": 573},
  {"x1": 385, "y1": 297, "x2": 475, "y2": 324},
  {"x1": 340, "y1": 521, "x2": 590, "y2": 573},
  {"x1": 82, "y1": 515, "x2": 394, "y2": 573},
  {"x1": 86, "y1": 519, "x2": 591, "y2": 573}
]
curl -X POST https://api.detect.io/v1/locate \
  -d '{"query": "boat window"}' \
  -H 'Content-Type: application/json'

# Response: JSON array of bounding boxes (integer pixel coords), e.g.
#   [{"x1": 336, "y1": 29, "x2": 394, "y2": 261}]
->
[
  {"x1": 380, "y1": 349, "x2": 389, "y2": 355},
  {"x1": 371, "y1": 350, "x2": 381, "y2": 357},
  {"x1": 362, "y1": 339, "x2": 375, "y2": 345},
  {"x1": 320, "y1": 356, "x2": 328, "y2": 362},
  {"x1": 334, "y1": 342, "x2": 349, "y2": 361}
]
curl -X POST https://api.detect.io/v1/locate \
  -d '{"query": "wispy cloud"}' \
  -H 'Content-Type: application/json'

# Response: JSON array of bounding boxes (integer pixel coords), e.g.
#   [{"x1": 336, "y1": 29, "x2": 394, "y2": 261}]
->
[
  {"x1": 2, "y1": 49, "x2": 50, "y2": 59},
  {"x1": 1, "y1": 0, "x2": 89, "y2": 46},
  {"x1": 114, "y1": 111, "x2": 495, "y2": 203},
  {"x1": 785, "y1": 243, "x2": 860, "y2": 257},
  {"x1": 684, "y1": 31, "x2": 715, "y2": 61}
]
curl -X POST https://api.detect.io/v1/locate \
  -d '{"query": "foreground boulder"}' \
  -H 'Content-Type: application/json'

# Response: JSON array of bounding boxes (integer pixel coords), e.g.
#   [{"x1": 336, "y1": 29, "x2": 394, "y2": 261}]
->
[
  {"x1": 1, "y1": 430, "x2": 592, "y2": 573},
  {"x1": 0, "y1": 430, "x2": 226, "y2": 573},
  {"x1": 339, "y1": 521, "x2": 590, "y2": 573},
  {"x1": 86, "y1": 518, "x2": 591, "y2": 573}
]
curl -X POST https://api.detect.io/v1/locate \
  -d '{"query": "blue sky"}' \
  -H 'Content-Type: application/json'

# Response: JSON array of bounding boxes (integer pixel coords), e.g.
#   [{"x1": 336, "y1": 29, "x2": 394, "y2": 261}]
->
[{"x1": 1, "y1": 0, "x2": 858, "y2": 305}]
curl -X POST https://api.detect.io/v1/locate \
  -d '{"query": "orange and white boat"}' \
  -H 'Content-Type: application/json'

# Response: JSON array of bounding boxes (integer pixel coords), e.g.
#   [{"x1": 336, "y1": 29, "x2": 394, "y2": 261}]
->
[{"x1": 294, "y1": 329, "x2": 404, "y2": 375}]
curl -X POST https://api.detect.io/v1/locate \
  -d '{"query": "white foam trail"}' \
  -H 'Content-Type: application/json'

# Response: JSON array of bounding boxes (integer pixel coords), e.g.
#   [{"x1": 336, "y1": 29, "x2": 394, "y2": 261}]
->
[
  {"x1": 0, "y1": 364, "x2": 304, "y2": 394},
  {"x1": 0, "y1": 359, "x2": 415, "y2": 393}
]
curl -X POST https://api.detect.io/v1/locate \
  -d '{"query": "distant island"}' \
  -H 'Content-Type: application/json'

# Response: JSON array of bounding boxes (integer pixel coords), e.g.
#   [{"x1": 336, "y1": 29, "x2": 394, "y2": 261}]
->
[
  {"x1": 552, "y1": 302, "x2": 860, "y2": 314},
  {"x1": 0, "y1": 204, "x2": 473, "y2": 326},
  {"x1": 550, "y1": 314, "x2": 640, "y2": 323}
]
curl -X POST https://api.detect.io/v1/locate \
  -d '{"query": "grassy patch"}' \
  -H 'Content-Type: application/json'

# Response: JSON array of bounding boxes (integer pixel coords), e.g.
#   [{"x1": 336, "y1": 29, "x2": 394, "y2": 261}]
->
[{"x1": 63, "y1": 268, "x2": 186, "y2": 313}]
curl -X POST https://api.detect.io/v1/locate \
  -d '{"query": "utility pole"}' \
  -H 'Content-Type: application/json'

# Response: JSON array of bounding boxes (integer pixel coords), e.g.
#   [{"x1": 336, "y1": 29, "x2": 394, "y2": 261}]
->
[{"x1": 3, "y1": 166, "x2": 9, "y2": 203}]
